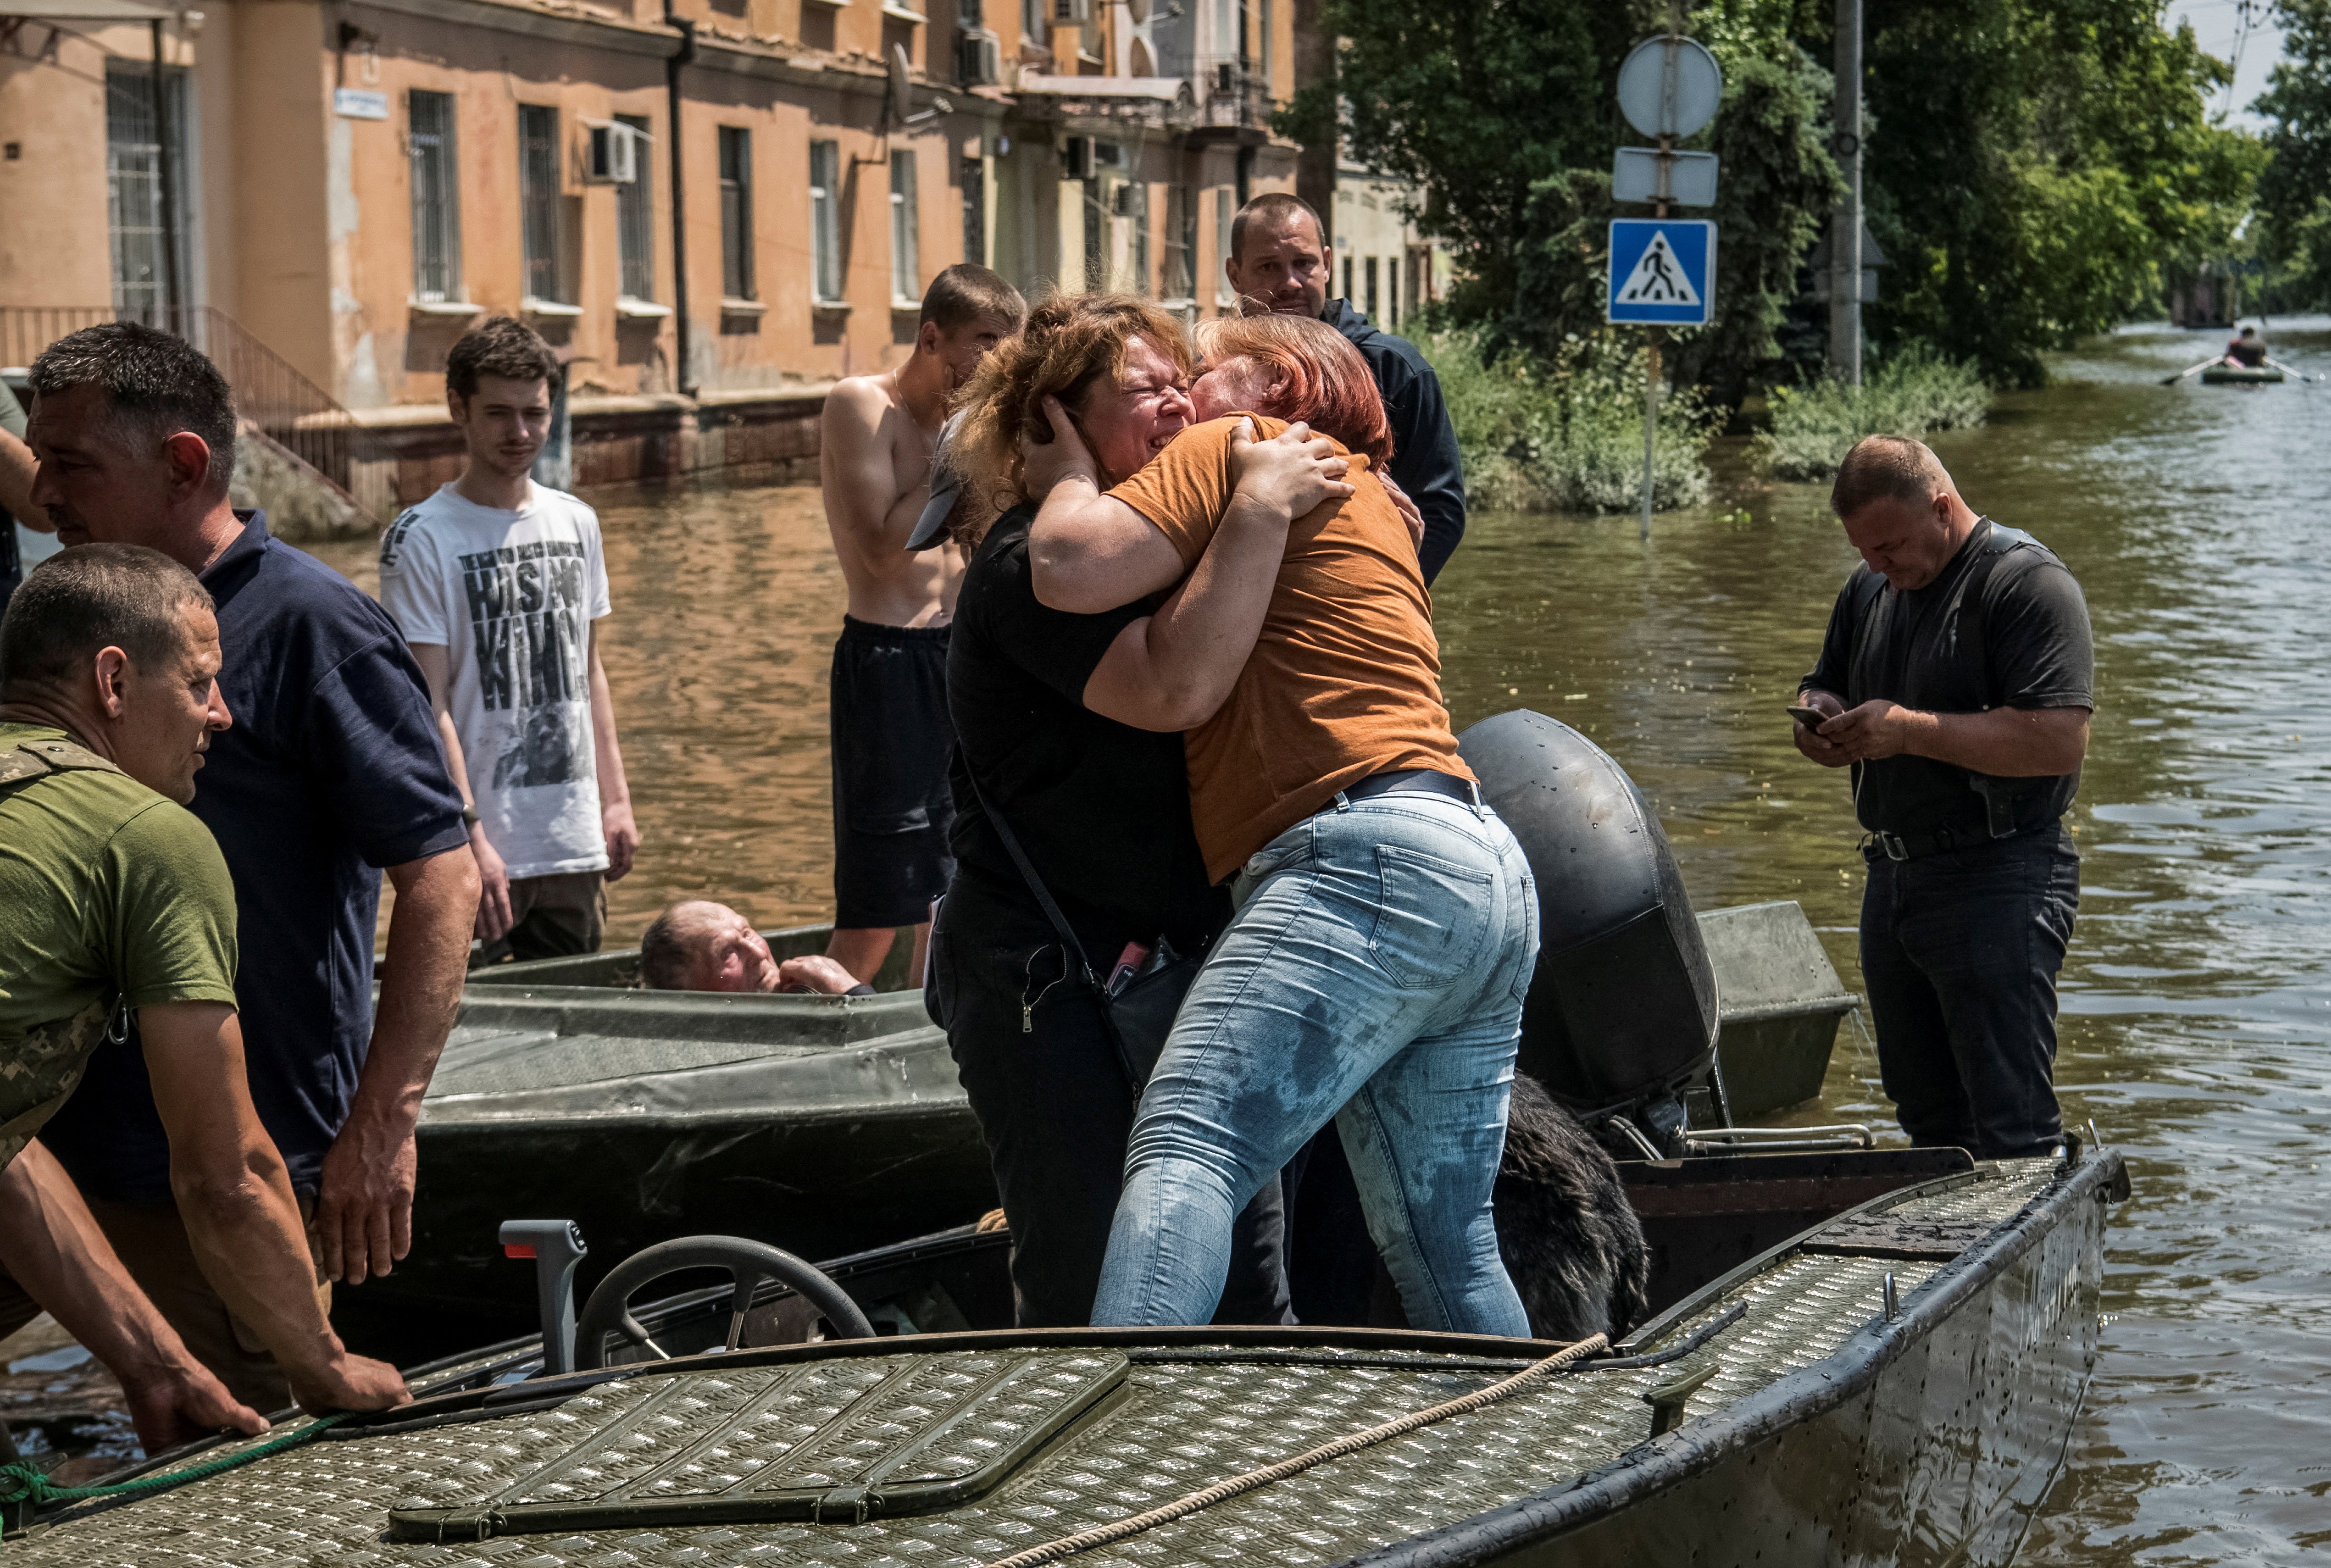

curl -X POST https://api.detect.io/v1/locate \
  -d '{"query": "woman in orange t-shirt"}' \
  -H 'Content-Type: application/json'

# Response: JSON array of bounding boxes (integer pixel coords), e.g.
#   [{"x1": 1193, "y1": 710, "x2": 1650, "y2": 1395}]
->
[{"x1": 1025, "y1": 314, "x2": 1538, "y2": 1336}]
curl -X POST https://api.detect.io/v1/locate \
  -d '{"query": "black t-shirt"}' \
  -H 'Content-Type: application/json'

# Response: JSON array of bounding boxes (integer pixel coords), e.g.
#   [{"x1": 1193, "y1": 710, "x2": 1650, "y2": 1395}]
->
[
  {"x1": 945, "y1": 506, "x2": 1228, "y2": 952},
  {"x1": 1802, "y1": 518, "x2": 2094, "y2": 838},
  {"x1": 42, "y1": 512, "x2": 469, "y2": 1202},
  {"x1": 2229, "y1": 337, "x2": 2268, "y2": 367}
]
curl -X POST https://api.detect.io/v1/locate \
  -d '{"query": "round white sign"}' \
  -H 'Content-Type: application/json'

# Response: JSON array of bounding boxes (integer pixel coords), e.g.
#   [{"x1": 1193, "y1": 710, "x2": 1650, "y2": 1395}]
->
[{"x1": 1615, "y1": 34, "x2": 1723, "y2": 140}]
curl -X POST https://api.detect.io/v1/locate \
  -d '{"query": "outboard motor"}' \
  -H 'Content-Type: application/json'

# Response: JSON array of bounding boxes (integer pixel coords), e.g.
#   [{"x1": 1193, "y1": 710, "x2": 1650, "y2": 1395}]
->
[{"x1": 1457, "y1": 711, "x2": 1720, "y2": 1142}]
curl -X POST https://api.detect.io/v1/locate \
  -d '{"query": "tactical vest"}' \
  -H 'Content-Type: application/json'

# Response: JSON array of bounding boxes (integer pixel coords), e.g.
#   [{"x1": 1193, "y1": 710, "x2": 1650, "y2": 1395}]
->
[
  {"x1": 0, "y1": 737, "x2": 131, "y2": 1169},
  {"x1": 1844, "y1": 520, "x2": 2059, "y2": 840}
]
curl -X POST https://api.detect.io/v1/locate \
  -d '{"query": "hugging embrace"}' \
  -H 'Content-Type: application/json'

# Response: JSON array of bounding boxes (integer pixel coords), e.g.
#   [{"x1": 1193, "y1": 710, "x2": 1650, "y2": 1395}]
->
[{"x1": 926, "y1": 293, "x2": 1540, "y2": 1337}]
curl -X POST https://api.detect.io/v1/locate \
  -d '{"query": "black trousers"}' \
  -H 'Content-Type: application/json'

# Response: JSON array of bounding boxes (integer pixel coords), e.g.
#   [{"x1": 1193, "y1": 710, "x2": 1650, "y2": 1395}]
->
[
  {"x1": 1861, "y1": 823, "x2": 2080, "y2": 1159},
  {"x1": 930, "y1": 874, "x2": 1291, "y2": 1328}
]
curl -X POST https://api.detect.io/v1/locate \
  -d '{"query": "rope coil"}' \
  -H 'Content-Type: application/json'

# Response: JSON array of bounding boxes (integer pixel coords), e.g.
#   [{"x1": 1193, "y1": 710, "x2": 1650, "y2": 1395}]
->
[{"x1": 979, "y1": 1332, "x2": 1610, "y2": 1568}]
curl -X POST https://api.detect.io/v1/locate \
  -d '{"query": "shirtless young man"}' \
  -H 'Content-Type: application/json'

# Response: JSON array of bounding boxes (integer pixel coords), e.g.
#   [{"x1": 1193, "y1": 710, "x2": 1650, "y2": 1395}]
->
[{"x1": 819, "y1": 264, "x2": 1025, "y2": 982}]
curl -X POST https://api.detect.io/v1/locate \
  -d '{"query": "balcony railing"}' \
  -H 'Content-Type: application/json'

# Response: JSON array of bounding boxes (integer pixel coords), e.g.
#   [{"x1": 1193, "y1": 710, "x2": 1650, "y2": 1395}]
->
[{"x1": 2, "y1": 304, "x2": 394, "y2": 522}]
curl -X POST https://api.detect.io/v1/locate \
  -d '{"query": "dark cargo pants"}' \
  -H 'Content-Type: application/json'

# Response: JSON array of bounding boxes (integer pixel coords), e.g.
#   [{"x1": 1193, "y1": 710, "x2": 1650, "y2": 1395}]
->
[{"x1": 1860, "y1": 822, "x2": 2080, "y2": 1159}]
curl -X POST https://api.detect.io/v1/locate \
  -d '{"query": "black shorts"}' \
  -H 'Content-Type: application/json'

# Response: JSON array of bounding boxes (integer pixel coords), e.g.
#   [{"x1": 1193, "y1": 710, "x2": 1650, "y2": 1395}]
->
[{"x1": 830, "y1": 615, "x2": 956, "y2": 929}]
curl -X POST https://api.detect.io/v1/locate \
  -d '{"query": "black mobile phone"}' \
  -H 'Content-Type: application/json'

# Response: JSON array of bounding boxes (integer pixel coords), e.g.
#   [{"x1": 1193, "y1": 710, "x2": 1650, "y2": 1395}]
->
[{"x1": 1787, "y1": 704, "x2": 1829, "y2": 729}]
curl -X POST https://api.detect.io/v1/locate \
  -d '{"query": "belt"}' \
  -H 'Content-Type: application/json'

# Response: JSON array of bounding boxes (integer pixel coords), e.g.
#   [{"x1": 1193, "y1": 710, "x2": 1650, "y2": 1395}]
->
[
  {"x1": 1862, "y1": 819, "x2": 2047, "y2": 863},
  {"x1": 1336, "y1": 768, "x2": 1479, "y2": 809}
]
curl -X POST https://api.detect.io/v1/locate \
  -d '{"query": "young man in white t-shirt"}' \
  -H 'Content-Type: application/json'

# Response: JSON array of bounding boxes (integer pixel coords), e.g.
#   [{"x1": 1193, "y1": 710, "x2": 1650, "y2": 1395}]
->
[{"x1": 378, "y1": 317, "x2": 639, "y2": 962}]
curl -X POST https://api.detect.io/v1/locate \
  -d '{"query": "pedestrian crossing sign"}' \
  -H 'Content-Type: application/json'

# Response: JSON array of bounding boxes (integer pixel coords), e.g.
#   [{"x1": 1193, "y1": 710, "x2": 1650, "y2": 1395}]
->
[{"x1": 1607, "y1": 219, "x2": 1715, "y2": 326}]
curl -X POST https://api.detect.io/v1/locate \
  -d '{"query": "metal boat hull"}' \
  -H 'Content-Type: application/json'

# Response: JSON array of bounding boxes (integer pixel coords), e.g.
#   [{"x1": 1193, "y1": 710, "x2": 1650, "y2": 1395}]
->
[
  {"x1": 16, "y1": 1148, "x2": 2123, "y2": 1568},
  {"x1": 1348, "y1": 1150, "x2": 2119, "y2": 1568},
  {"x1": 352, "y1": 906, "x2": 1863, "y2": 1356}
]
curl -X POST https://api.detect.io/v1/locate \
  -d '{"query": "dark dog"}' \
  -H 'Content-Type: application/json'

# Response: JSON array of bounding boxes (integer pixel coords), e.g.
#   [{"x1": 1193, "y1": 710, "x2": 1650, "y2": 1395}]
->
[{"x1": 1494, "y1": 1073, "x2": 1651, "y2": 1341}]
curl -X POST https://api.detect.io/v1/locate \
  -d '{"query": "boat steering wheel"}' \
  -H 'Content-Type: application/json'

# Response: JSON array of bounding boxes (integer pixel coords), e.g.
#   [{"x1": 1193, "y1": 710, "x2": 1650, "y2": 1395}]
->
[{"x1": 574, "y1": 1237, "x2": 877, "y2": 1369}]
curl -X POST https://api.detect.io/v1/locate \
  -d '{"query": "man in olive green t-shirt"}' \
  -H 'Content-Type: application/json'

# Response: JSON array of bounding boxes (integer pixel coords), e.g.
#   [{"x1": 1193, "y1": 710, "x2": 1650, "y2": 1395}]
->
[{"x1": 0, "y1": 545, "x2": 408, "y2": 1446}]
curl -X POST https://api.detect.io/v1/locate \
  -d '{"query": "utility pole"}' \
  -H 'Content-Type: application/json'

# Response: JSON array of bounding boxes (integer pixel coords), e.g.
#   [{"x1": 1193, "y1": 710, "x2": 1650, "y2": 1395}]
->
[{"x1": 1828, "y1": 0, "x2": 1863, "y2": 384}]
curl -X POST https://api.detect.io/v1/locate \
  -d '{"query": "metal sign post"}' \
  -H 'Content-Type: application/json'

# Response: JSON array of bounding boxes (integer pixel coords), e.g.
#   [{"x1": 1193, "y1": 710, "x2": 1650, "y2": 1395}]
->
[{"x1": 1613, "y1": 31, "x2": 1721, "y2": 538}]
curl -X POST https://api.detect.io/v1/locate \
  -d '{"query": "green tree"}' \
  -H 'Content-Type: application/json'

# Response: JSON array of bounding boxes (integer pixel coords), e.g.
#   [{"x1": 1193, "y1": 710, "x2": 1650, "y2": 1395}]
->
[
  {"x1": 2255, "y1": 1, "x2": 2331, "y2": 306},
  {"x1": 1863, "y1": 0, "x2": 2263, "y2": 382},
  {"x1": 1311, "y1": 0, "x2": 2259, "y2": 397}
]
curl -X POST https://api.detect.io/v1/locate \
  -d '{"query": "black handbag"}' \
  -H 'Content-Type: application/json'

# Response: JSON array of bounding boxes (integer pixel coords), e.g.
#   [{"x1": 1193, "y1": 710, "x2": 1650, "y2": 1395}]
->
[{"x1": 965, "y1": 774, "x2": 1200, "y2": 1091}]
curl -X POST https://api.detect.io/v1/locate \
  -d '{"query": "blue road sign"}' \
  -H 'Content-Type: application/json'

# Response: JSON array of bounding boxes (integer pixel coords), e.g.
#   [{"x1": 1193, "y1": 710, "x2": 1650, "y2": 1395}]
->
[{"x1": 1607, "y1": 219, "x2": 1716, "y2": 326}]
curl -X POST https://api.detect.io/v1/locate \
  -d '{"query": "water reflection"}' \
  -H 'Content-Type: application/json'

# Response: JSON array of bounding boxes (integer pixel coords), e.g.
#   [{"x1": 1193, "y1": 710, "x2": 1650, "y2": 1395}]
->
[{"x1": 311, "y1": 323, "x2": 2331, "y2": 1563}]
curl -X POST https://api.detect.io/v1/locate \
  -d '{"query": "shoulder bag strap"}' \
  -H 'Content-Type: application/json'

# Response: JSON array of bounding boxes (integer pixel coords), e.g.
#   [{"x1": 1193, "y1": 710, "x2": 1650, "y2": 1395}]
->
[{"x1": 962, "y1": 770, "x2": 1102, "y2": 989}]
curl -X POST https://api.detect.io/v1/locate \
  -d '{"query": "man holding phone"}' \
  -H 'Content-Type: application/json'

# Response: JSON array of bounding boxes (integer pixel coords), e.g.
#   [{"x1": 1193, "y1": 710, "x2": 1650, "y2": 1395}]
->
[{"x1": 1792, "y1": 435, "x2": 2093, "y2": 1161}]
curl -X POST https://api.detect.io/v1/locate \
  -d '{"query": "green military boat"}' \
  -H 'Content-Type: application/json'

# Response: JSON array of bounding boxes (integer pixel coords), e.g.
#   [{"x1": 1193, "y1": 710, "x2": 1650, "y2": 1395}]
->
[{"x1": 11, "y1": 1141, "x2": 2126, "y2": 1568}]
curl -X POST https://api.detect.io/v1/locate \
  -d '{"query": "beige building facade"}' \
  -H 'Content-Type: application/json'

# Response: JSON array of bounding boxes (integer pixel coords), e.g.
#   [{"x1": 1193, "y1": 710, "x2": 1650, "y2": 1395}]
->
[{"x1": 1, "y1": 0, "x2": 1303, "y2": 509}]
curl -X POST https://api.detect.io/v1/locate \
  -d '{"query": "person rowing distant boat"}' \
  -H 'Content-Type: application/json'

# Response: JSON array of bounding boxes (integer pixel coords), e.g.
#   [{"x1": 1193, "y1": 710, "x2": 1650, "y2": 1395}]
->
[{"x1": 2224, "y1": 324, "x2": 2269, "y2": 368}]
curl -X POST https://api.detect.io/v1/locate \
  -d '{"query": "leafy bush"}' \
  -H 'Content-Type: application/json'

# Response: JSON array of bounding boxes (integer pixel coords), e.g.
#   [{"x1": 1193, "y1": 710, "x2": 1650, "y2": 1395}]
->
[
  {"x1": 1422, "y1": 329, "x2": 1716, "y2": 514},
  {"x1": 1755, "y1": 348, "x2": 1992, "y2": 481}
]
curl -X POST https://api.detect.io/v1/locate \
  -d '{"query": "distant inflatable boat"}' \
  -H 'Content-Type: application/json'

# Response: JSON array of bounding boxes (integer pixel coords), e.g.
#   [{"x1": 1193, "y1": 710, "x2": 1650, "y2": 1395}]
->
[{"x1": 2202, "y1": 364, "x2": 2282, "y2": 384}]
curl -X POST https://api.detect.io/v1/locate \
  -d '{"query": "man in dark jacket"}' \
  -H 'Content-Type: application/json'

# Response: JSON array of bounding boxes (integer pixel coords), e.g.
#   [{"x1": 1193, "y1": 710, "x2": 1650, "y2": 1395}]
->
[{"x1": 1224, "y1": 193, "x2": 1466, "y2": 583}]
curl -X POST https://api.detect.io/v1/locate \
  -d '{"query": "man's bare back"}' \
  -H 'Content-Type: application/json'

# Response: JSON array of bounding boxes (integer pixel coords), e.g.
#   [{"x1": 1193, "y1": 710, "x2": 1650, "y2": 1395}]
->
[{"x1": 820, "y1": 368, "x2": 961, "y2": 629}]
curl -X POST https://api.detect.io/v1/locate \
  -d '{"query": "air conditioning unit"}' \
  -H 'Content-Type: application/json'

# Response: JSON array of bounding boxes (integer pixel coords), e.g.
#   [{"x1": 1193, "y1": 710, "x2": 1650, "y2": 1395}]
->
[
  {"x1": 1061, "y1": 134, "x2": 1093, "y2": 179},
  {"x1": 958, "y1": 27, "x2": 1002, "y2": 83},
  {"x1": 587, "y1": 122, "x2": 639, "y2": 184}
]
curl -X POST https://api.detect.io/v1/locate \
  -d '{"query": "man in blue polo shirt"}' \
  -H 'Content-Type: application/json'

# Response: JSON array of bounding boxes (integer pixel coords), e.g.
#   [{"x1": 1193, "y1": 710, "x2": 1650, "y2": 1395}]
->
[{"x1": 22, "y1": 322, "x2": 481, "y2": 1411}]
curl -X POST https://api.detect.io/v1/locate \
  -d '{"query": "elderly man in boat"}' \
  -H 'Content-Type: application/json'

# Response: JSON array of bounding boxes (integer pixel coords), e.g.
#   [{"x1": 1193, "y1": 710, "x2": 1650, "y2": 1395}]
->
[
  {"x1": 0, "y1": 548, "x2": 409, "y2": 1448},
  {"x1": 638, "y1": 901, "x2": 874, "y2": 996}
]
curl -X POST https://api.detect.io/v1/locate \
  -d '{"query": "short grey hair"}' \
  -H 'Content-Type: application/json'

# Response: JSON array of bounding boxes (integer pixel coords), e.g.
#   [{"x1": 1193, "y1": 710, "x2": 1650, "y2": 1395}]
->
[
  {"x1": 0, "y1": 544, "x2": 214, "y2": 695},
  {"x1": 639, "y1": 901, "x2": 721, "y2": 990},
  {"x1": 28, "y1": 321, "x2": 238, "y2": 493},
  {"x1": 1830, "y1": 434, "x2": 1953, "y2": 520}
]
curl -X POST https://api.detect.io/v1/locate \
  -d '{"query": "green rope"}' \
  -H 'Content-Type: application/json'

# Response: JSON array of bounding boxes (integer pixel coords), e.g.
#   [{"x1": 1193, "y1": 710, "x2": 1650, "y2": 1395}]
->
[{"x1": 0, "y1": 1412, "x2": 352, "y2": 1514}]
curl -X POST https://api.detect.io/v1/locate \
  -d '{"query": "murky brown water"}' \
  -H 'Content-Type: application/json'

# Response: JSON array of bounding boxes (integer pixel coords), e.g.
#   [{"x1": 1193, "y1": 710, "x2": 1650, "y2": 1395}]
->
[{"x1": 309, "y1": 321, "x2": 2331, "y2": 1562}]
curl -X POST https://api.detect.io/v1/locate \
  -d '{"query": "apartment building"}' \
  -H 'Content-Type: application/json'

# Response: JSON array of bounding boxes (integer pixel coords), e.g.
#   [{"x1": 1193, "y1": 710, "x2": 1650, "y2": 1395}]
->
[{"x1": 0, "y1": 0, "x2": 1299, "y2": 419}]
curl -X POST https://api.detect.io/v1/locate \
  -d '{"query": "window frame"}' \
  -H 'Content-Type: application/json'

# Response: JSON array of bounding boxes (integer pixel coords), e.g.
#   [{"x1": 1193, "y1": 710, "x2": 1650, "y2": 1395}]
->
[
  {"x1": 408, "y1": 89, "x2": 462, "y2": 304},
  {"x1": 719, "y1": 124, "x2": 756, "y2": 301},
  {"x1": 811, "y1": 138, "x2": 843, "y2": 304},
  {"x1": 890, "y1": 148, "x2": 920, "y2": 305},
  {"x1": 616, "y1": 112, "x2": 655, "y2": 303}
]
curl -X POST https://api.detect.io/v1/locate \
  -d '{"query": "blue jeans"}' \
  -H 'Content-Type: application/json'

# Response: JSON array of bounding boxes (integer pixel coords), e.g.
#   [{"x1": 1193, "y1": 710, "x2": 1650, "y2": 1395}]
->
[
  {"x1": 1091, "y1": 788, "x2": 1539, "y2": 1337},
  {"x1": 1861, "y1": 822, "x2": 2080, "y2": 1159}
]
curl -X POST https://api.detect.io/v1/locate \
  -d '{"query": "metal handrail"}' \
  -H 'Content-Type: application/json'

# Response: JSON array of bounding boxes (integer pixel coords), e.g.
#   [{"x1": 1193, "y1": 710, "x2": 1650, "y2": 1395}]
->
[{"x1": 0, "y1": 304, "x2": 394, "y2": 521}]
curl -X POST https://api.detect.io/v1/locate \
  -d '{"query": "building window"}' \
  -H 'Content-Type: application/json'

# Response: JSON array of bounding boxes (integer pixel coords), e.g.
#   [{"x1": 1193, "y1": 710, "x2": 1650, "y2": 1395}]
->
[
  {"x1": 1259, "y1": 0, "x2": 1272, "y2": 94},
  {"x1": 519, "y1": 105, "x2": 563, "y2": 303},
  {"x1": 408, "y1": 91, "x2": 461, "y2": 303},
  {"x1": 1341, "y1": 254, "x2": 1353, "y2": 303},
  {"x1": 961, "y1": 155, "x2": 985, "y2": 269},
  {"x1": 891, "y1": 150, "x2": 920, "y2": 303},
  {"x1": 617, "y1": 114, "x2": 654, "y2": 301},
  {"x1": 719, "y1": 126, "x2": 754, "y2": 300},
  {"x1": 1128, "y1": 181, "x2": 1150, "y2": 296},
  {"x1": 811, "y1": 139, "x2": 842, "y2": 303},
  {"x1": 1388, "y1": 250, "x2": 1399, "y2": 326},
  {"x1": 104, "y1": 60, "x2": 191, "y2": 324},
  {"x1": 1215, "y1": 187, "x2": 1233, "y2": 307},
  {"x1": 1365, "y1": 255, "x2": 1379, "y2": 320}
]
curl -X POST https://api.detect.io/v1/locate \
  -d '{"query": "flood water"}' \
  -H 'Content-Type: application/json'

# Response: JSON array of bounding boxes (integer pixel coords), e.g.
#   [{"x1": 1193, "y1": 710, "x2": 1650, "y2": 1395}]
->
[{"x1": 309, "y1": 320, "x2": 2331, "y2": 1564}]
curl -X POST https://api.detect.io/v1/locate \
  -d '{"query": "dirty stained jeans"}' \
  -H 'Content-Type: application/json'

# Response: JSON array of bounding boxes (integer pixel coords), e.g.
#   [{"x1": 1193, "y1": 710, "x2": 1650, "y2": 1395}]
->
[{"x1": 1091, "y1": 788, "x2": 1538, "y2": 1337}]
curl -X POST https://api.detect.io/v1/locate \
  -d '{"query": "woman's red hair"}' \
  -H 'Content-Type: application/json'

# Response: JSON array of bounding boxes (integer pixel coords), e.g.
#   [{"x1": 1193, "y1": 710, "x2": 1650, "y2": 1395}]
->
[{"x1": 1194, "y1": 313, "x2": 1394, "y2": 469}]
